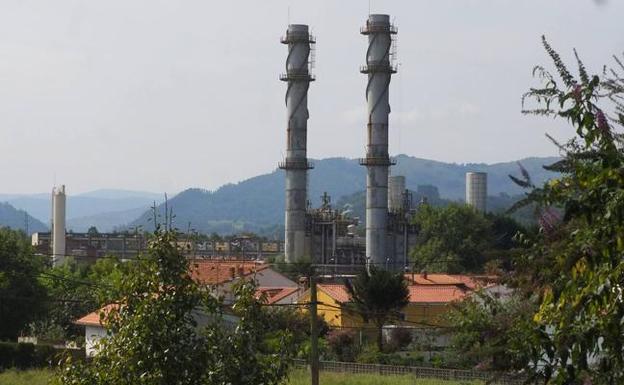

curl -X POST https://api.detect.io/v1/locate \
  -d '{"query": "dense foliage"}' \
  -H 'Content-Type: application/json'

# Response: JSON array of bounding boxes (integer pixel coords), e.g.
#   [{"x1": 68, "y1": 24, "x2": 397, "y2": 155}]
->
[
  {"x1": 55, "y1": 228, "x2": 292, "y2": 385},
  {"x1": 326, "y1": 329, "x2": 359, "y2": 362},
  {"x1": 30, "y1": 256, "x2": 132, "y2": 343},
  {"x1": 410, "y1": 204, "x2": 527, "y2": 273},
  {"x1": 514, "y1": 38, "x2": 624, "y2": 383},
  {"x1": 0, "y1": 341, "x2": 83, "y2": 370},
  {"x1": 0, "y1": 228, "x2": 47, "y2": 340},
  {"x1": 345, "y1": 267, "x2": 409, "y2": 351},
  {"x1": 446, "y1": 291, "x2": 536, "y2": 371}
]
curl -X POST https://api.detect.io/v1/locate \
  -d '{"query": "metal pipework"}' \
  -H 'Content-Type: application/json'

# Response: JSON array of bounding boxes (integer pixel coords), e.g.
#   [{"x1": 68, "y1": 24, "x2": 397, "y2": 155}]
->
[
  {"x1": 359, "y1": 14, "x2": 397, "y2": 270},
  {"x1": 466, "y1": 172, "x2": 487, "y2": 213},
  {"x1": 279, "y1": 24, "x2": 315, "y2": 263},
  {"x1": 51, "y1": 185, "x2": 66, "y2": 266}
]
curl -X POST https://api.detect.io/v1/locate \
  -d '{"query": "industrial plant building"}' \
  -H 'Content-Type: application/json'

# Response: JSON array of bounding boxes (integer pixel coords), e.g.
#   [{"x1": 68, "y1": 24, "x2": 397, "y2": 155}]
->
[
  {"x1": 36, "y1": 15, "x2": 489, "y2": 271},
  {"x1": 465, "y1": 172, "x2": 488, "y2": 213},
  {"x1": 279, "y1": 15, "x2": 418, "y2": 271},
  {"x1": 32, "y1": 231, "x2": 283, "y2": 262}
]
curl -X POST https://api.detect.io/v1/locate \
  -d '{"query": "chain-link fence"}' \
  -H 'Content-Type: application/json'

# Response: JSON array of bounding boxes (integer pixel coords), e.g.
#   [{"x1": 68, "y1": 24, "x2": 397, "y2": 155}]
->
[{"x1": 292, "y1": 359, "x2": 526, "y2": 385}]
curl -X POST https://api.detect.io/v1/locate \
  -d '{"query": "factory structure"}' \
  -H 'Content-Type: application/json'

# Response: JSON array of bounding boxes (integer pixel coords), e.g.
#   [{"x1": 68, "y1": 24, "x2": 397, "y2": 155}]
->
[
  {"x1": 35, "y1": 15, "x2": 489, "y2": 270},
  {"x1": 465, "y1": 172, "x2": 488, "y2": 213},
  {"x1": 37, "y1": 184, "x2": 284, "y2": 264},
  {"x1": 279, "y1": 15, "x2": 419, "y2": 272}
]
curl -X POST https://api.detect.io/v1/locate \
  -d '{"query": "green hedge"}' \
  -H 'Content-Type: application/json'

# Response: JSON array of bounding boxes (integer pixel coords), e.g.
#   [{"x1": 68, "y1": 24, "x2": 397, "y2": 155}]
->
[
  {"x1": 356, "y1": 350, "x2": 425, "y2": 366},
  {"x1": 0, "y1": 342, "x2": 84, "y2": 370}
]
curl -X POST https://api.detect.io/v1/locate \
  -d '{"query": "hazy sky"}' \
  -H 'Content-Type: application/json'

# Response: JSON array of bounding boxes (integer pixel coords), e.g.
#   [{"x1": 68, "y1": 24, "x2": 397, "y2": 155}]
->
[{"x1": 0, "y1": 0, "x2": 622, "y2": 194}]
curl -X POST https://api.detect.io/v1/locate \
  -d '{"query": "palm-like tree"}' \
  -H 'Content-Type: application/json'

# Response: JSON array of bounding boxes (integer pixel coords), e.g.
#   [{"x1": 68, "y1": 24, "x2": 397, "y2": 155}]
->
[{"x1": 345, "y1": 267, "x2": 409, "y2": 351}]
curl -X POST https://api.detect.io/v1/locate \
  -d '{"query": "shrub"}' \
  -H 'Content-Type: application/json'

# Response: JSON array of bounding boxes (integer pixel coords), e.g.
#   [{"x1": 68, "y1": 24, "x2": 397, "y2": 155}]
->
[
  {"x1": 0, "y1": 342, "x2": 83, "y2": 370},
  {"x1": 326, "y1": 329, "x2": 358, "y2": 362},
  {"x1": 356, "y1": 344, "x2": 425, "y2": 367},
  {"x1": 15, "y1": 343, "x2": 35, "y2": 369},
  {"x1": 386, "y1": 328, "x2": 412, "y2": 352},
  {"x1": 430, "y1": 354, "x2": 445, "y2": 368},
  {"x1": 296, "y1": 338, "x2": 330, "y2": 361}
]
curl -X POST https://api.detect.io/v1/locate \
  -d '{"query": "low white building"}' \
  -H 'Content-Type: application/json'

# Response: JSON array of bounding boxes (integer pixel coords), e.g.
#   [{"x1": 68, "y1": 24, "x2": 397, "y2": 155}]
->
[{"x1": 75, "y1": 304, "x2": 115, "y2": 357}]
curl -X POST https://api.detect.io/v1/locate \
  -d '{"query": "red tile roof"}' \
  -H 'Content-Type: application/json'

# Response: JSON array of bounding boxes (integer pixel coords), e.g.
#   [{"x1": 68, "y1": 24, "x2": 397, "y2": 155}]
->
[
  {"x1": 256, "y1": 287, "x2": 300, "y2": 304},
  {"x1": 404, "y1": 273, "x2": 500, "y2": 290},
  {"x1": 403, "y1": 273, "x2": 464, "y2": 285},
  {"x1": 319, "y1": 284, "x2": 352, "y2": 303},
  {"x1": 75, "y1": 304, "x2": 119, "y2": 327},
  {"x1": 407, "y1": 285, "x2": 467, "y2": 303},
  {"x1": 319, "y1": 283, "x2": 468, "y2": 305},
  {"x1": 189, "y1": 260, "x2": 269, "y2": 285}
]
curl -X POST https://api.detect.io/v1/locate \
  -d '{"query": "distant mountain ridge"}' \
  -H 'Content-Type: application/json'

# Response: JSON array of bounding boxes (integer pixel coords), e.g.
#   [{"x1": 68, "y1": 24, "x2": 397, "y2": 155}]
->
[
  {"x1": 0, "y1": 156, "x2": 558, "y2": 235},
  {"x1": 76, "y1": 189, "x2": 164, "y2": 200},
  {"x1": 0, "y1": 189, "x2": 162, "y2": 232},
  {"x1": 0, "y1": 202, "x2": 47, "y2": 234},
  {"x1": 129, "y1": 155, "x2": 559, "y2": 235}
]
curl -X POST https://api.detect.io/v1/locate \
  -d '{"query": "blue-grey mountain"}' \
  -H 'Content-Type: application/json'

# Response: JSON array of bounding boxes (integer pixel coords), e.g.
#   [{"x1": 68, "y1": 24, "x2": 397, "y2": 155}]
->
[
  {"x1": 0, "y1": 202, "x2": 47, "y2": 234},
  {"x1": 129, "y1": 155, "x2": 558, "y2": 235}
]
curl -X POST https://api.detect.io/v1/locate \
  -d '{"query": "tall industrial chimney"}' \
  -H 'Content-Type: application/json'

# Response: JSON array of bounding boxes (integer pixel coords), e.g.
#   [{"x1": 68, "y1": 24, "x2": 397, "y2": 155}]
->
[
  {"x1": 279, "y1": 24, "x2": 315, "y2": 263},
  {"x1": 466, "y1": 172, "x2": 487, "y2": 213},
  {"x1": 360, "y1": 14, "x2": 397, "y2": 270},
  {"x1": 51, "y1": 185, "x2": 66, "y2": 266}
]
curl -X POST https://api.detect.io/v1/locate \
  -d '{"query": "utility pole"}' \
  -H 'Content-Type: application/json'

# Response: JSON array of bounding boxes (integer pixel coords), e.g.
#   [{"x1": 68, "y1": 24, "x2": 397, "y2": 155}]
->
[{"x1": 309, "y1": 274, "x2": 319, "y2": 385}]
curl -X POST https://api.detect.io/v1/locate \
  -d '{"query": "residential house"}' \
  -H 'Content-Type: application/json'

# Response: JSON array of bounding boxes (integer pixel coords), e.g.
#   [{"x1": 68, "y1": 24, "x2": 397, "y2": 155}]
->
[
  {"x1": 298, "y1": 282, "x2": 468, "y2": 329},
  {"x1": 75, "y1": 261, "x2": 301, "y2": 356}
]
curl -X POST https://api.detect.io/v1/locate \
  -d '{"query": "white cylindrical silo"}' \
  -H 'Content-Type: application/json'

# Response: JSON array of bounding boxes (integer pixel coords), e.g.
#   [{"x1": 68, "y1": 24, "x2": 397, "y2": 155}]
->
[
  {"x1": 279, "y1": 24, "x2": 315, "y2": 263},
  {"x1": 388, "y1": 175, "x2": 406, "y2": 212},
  {"x1": 466, "y1": 172, "x2": 487, "y2": 213},
  {"x1": 359, "y1": 14, "x2": 397, "y2": 270},
  {"x1": 52, "y1": 185, "x2": 66, "y2": 266}
]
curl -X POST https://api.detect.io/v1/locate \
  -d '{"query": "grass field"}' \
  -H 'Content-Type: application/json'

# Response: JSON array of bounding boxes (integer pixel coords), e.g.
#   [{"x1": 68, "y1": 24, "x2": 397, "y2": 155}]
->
[
  {"x1": 0, "y1": 369, "x2": 53, "y2": 385},
  {"x1": 286, "y1": 369, "x2": 481, "y2": 385},
  {"x1": 0, "y1": 368, "x2": 480, "y2": 385}
]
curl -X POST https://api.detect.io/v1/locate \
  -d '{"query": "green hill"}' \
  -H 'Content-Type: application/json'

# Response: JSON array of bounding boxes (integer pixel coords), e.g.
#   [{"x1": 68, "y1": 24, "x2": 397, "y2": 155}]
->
[
  {"x1": 0, "y1": 202, "x2": 48, "y2": 234},
  {"x1": 129, "y1": 155, "x2": 558, "y2": 235}
]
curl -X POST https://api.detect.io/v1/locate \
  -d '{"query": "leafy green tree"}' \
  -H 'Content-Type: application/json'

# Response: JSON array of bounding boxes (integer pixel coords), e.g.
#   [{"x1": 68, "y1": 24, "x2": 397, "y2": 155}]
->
[
  {"x1": 56, "y1": 228, "x2": 291, "y2": 385},
  {"x1": 30, "y1": 256, "x2": 132, "y2": 342},
  {"x1": 87, "y1": 256, "x2": 133, "y2": 304},
  {"x1": 513, "y1": 37, "x2": 624, "y2": 384},
  {"x1": 263, "y1": 306, "x2": 328, "y2": 356},
  {"x1": 345, "y1": 267, "x2": 409, "y2": 351},
  {"x1": 204, "y1": 281, "x2": 293, "y2": 384},
  {"x1": 410, "y1": 204, "x2": 529, "y2": 273},
  {"x1": 0, "y1": 228, "x2": 47, "y2": 340},
  {"x1": 446, "y1": 291, "x2": 537, "y2": 371},
  {"x1": 38, "y1": 260, "x2": 96, "y2": 341},
  {"x1": 411, "y1": 204, "x2": 495, "y2": 273}
]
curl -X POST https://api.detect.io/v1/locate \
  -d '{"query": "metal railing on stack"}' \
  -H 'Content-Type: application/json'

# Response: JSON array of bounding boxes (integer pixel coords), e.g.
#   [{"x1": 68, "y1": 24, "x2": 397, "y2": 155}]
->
[{"x1": 291, "y1": 359, "x2": 526, "y2": 385}]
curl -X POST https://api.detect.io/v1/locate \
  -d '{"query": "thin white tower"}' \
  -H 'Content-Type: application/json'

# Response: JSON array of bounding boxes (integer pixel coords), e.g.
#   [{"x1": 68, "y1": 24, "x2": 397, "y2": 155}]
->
[
  {"x1": 466, "y1": 172, "x2": 487, "y2": 213},
  {"x1": 360, "y1": 14, "x2": 397, "y2": 270},
  {"x1": 279, "y1": 24, "x2": 315, "y2": 263},
  {"x1": 51, "y1": 185, "x2": 66, "y2": 266}
]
